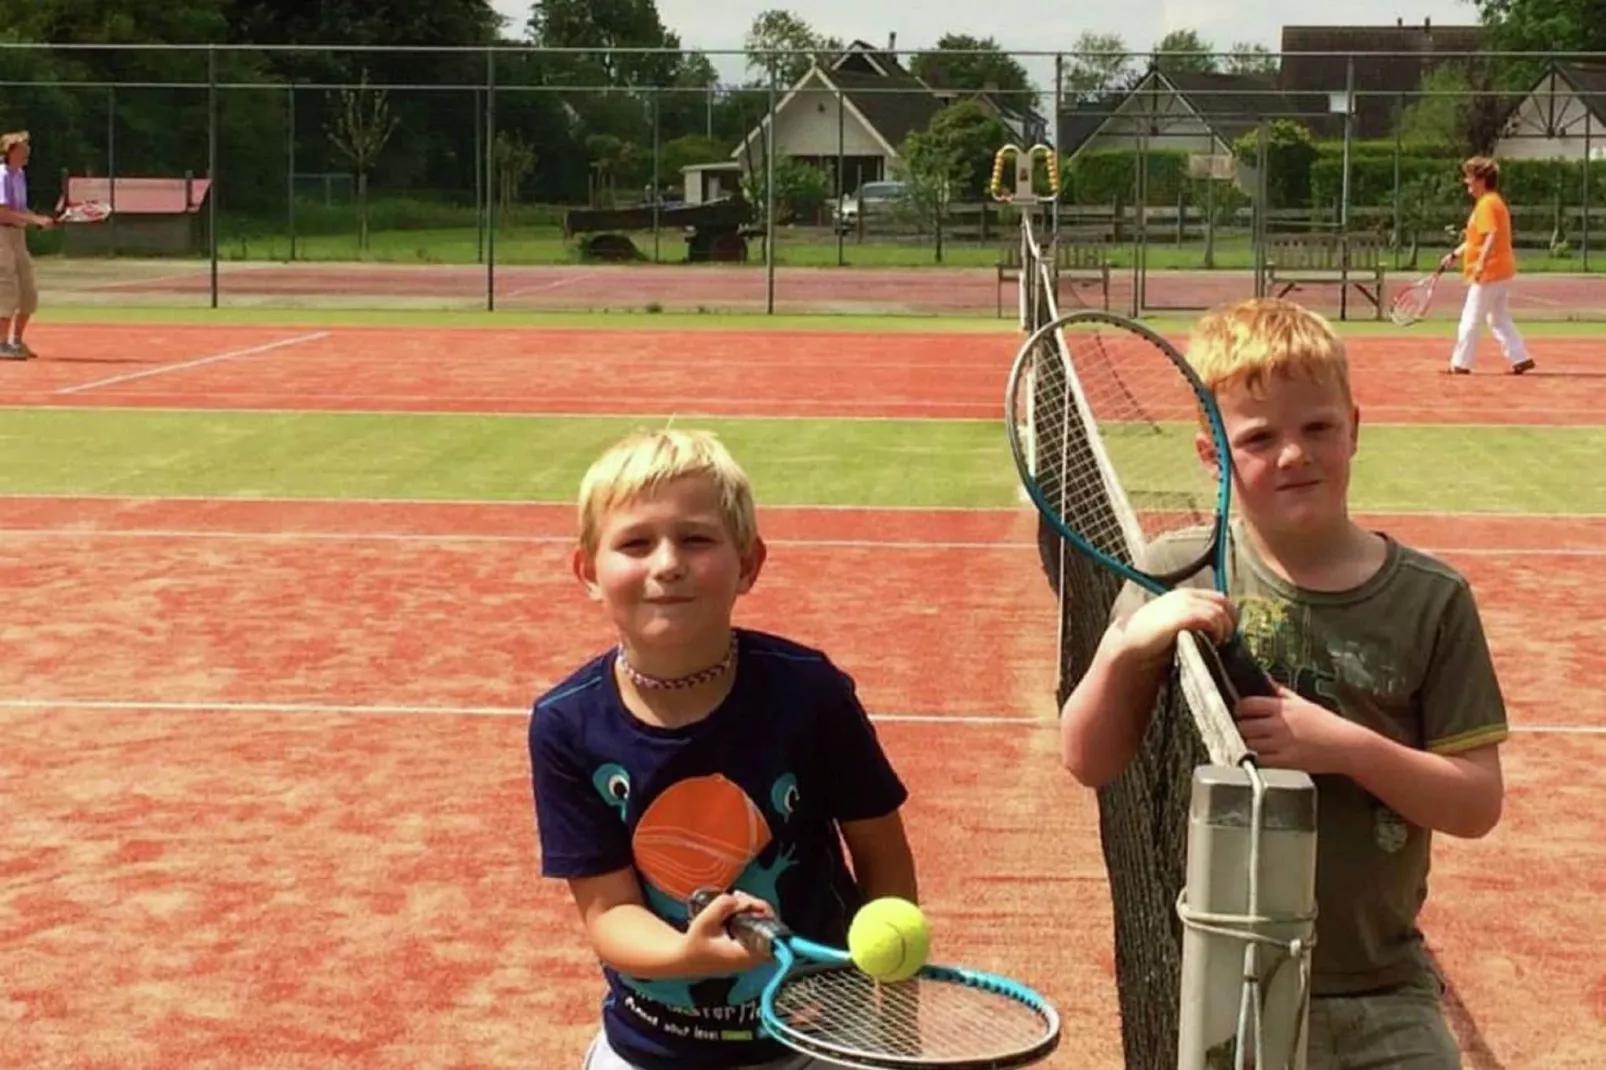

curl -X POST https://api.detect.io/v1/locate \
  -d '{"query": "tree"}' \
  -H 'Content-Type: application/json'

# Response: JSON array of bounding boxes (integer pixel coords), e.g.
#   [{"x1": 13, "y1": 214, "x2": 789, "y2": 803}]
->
[
  {"x1": 1062, "y1": 32, "x2": 1136, "y2": 102},
  {"x1": 327, "y1": 70, "x2": 399, "y2": 251},
  {"x1": 1153, "y1": 29, "x2": 1218, "y2": 75},
  {"x1": 743, "y1": 10, "x2": 842, "y2": 86},
  {"x1": 1224, "y1": 43, "x2": 1277, "y2": 76},
  {"x1": 528, "y1": 0, "x2": 680, "y2": 88},
  {"x1": 909, "y1": 35, "x2": 1035, "y2": 96},
  {"x1": 1397, "y1": 65, "x2": 1477, "y2": 152},
  {"x1": 492, "y1": 131, "x2": 537, "y2": 225},
  {"x1": 1474, "y1": 0, "x2": 1606, "y2": 54}
]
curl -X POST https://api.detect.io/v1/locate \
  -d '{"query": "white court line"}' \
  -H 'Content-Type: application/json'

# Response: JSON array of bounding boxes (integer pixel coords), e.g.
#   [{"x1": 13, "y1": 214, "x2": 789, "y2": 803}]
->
[
  {"x1": 0, "y1": 528, "x2": 1032, "y2": 550},
  {"x1": 3, "y1": 526, "x2": 1606, "y2": 557},
  {"x1": 502, "y1": 271, "x2": 599, "y2": 298},
  {"x1": 2, "y1": 492, "x2": 1604, "y2": 521},
  {"x1": 0, "y1": 697, "x2": 1038, "y2": 726},
  {"x1": 54, "y1": 331, "x2": 331, "y2": 396},
  {"x1": 0, "y1": 698, "x2": 1595, "y2": 735}
]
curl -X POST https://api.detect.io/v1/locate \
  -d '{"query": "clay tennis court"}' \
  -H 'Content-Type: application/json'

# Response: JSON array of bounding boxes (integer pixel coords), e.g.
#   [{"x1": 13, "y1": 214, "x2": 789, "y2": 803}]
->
[{"x1": 1, "y1": 317, "x2": 1601, "y2": 1068}]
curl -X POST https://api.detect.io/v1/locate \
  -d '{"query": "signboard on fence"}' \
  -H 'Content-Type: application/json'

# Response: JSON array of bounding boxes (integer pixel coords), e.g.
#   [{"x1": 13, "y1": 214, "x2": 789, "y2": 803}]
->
[{"x1": 1187, "y1": 154, "x2": 1237, "y2": 181}]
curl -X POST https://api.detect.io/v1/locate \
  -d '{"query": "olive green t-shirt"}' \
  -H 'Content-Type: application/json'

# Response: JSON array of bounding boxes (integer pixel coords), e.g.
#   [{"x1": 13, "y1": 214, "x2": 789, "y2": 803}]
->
[{"x1": 1117, "y1": 522, "x2": 1509, "y2": 995}]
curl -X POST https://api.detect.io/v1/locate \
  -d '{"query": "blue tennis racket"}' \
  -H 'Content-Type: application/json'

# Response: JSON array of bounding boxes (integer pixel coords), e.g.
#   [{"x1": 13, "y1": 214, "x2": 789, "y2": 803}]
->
[
  {"x1": 1005, "y1": 308, "x2": 1275, "y2": 702},
  {"x1": 687, "y1": 889, "x2": 1060, "y2": 1069}
]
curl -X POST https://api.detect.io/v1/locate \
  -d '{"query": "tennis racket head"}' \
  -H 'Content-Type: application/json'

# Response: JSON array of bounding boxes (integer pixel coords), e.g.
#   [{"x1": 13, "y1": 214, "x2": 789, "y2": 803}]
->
[
  {"x1": 58, "y1": 200, "x2": 112, "y2": 224},
  {"x1": 687, "y1": 889, "x2": 1061, "y2": 1070},
  {"x1": 1388, "y1": 274, "x2": 1437, "y2": 326},
  {"x1": 1005, "y1": 309, "x2": 1234, "y2": 595}
]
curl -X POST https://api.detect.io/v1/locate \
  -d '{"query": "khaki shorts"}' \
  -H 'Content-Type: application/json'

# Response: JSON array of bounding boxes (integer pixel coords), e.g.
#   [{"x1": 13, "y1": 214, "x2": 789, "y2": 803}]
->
[
  {"x1": 0, "y1": 225, "x2": 38, "y2": 316},
  {"x1": 1307, "y1": 972, "x2": 1462, "y2": 1069}
]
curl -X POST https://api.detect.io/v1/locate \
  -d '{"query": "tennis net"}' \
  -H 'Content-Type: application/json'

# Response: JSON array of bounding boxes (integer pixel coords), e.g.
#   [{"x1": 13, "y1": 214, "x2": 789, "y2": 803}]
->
[{"x1": 1016, "y1": 211, "x2": 1251, "y2": 1068}]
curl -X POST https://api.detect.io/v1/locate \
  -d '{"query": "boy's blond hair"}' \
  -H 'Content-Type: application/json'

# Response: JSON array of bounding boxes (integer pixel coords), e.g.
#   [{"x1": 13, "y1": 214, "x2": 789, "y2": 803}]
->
[
  {"x1": 577, "y1": 428, "x2": 758, "y2": 555},
  {"x1": 1185, "y1": 297, "x2": 1351, "y2": 403}
]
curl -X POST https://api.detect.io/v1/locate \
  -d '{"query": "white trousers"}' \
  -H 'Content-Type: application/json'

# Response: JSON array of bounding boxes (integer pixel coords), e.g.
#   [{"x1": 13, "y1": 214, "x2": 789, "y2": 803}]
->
[
  {"x1": 582, "y1": 1030, "x2": 826, "y2": 1070},
  {"x1": 1449, "y1": 279, "x2": 1530, "y2": 370}
]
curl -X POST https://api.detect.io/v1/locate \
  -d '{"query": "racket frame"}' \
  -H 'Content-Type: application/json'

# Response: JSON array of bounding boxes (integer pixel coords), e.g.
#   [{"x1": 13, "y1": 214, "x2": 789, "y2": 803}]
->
[
  {"x1": 686, "y1": 889, "x2": 1061, "y2": 1070},
  {"x1": 1388, "y1": 262, "x2": 1446, "y2": 327},
  {"x1": 1004, "y1": 308, "x2": 1274, "y2": 701},
  {"x1": 56, "y1": 200, "x2": 113, "y2": 224}
]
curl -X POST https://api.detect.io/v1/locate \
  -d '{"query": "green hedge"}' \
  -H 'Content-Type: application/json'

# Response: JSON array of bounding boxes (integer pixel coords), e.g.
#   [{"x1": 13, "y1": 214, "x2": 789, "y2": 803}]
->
[{"x1": 1067, "y1": 144, "x2": 1606, "y2": 213}]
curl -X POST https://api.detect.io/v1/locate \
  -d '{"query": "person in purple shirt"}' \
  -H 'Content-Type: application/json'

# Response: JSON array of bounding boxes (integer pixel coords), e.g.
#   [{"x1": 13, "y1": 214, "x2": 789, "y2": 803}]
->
[
  {"x1": 529, "y1": 428, "x2": 919, "y2": 1070},
  {"x1": 0, "y1": 130, "x2": 54, "y2": 360}
]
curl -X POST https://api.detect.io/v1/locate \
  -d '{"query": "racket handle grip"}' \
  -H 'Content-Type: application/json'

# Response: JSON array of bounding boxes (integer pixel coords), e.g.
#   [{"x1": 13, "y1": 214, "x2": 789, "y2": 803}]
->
[
  {"x1": 687, "y1": 887, "x2": 790, "y2": 953},
  {"x1": 1217, "y1": 633, "x2": 1277, "y2": 700}
]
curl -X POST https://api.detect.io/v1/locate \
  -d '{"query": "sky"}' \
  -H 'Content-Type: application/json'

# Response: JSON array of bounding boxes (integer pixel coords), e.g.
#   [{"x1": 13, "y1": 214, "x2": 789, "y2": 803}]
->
[{"x1": 488, "y1": 0, "x2": 1484, "y2": 91}]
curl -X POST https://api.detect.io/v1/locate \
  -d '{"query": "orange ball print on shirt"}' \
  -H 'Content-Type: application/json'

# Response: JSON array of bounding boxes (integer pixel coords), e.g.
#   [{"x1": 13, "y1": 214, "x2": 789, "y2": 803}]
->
[{"x1": 631, "y1": 774, "x2": 774, "y2": 901}]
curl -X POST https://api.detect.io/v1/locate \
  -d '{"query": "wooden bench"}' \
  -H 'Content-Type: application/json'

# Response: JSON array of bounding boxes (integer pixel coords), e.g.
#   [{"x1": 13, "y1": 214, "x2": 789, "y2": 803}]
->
[
  {"x1": 997, "y1": 240, "x2": 1113, "y2": 318},
  {"x1": 1263, "y1": 234, "x2": 1388, "y2": 321}
]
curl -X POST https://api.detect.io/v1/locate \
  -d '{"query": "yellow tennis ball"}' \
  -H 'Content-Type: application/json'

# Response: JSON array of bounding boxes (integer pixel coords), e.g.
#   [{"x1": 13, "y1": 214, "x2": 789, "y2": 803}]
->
[{"x1": 847, "y1": 897, "x2": 930, "y2": 983}]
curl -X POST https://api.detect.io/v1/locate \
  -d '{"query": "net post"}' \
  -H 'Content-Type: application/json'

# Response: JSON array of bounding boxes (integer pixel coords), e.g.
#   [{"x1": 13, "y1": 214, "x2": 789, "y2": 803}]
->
[{"x1": 1177, "y1": 764, "x2": 1317, "y2": 1070}]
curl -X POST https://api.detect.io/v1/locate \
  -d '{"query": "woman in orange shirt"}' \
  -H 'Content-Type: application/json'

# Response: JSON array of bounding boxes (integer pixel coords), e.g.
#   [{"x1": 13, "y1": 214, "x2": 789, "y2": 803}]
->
[{"x1": 1440, "y1": 156, "x2": 1535, "y2": 375}]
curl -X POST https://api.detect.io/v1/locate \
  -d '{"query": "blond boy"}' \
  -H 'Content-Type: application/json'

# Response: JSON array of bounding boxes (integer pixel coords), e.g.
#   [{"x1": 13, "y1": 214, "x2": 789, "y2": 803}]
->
[
  {"x1": 528, "y1": 428, "x2": 919, "y2": 1070},
  {"x1": 1060, "y1": 298, "x2": 1508, "y2": 1068},
  {"x1": 0, "y1": 130, "x2": 53, "y2": 360}
]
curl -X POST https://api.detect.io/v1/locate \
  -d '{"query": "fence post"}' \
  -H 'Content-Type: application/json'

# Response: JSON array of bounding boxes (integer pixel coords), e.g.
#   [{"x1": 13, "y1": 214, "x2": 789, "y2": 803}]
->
[
  {"x1": 208, "y1": 46, "x2": 219, "y2": 310},
  {"x1": 484, "y1": 49, "x2": 496, "y2": 313},
  {"x1": 1584, "y1": 110, "x2": 1592, "y2": 272},
  {"x1": 836, "y1": 85, "x2": 845, "y2": 266},
  {"x1": 652, "y1": 92, "x2": 661, "y2": 263},
  {"x1": 287, "y1": 87, "x2": 296, "y2": 262},
  {"x1": 765, "y1": 57, "x2": 777, "y2": 315},
  {"x1": 107, "y1": 86, "x2": 118, "y2": 256}
]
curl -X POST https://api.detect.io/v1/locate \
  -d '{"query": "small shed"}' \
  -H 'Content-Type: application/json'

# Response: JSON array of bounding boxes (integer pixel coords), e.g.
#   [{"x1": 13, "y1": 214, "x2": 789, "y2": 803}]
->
[
  {"x1": 55, "y1": 174, "x2": 212, "y2": 257},
  {"x1": 680, "y1": 162, "x2": 742, "y2": 206}
]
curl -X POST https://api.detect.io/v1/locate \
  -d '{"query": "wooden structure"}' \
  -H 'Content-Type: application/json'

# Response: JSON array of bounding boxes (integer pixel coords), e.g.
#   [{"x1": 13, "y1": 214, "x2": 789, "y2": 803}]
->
[
  {"x1": 56, "y1": 174, "x2": 211, "y2": 257},
  {"x1": 1262, "y1": 234, "x2": 1387, "y2": 320}
]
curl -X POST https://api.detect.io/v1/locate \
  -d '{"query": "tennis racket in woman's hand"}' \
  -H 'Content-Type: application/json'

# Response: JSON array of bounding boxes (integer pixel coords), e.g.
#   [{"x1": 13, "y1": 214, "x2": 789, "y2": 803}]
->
[
  {"x1": 686, "y1": 888, "x2": 1061, "y2": 1069},
  {"x1": 57, "y1": 200, "x2": 112, "y2": 224}
]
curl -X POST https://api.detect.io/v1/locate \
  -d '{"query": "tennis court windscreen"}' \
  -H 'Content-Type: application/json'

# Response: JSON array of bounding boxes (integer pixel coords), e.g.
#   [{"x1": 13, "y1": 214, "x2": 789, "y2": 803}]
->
[{"x1": 1019, "y1": 217, "x2": 1250, "y2": 1068}]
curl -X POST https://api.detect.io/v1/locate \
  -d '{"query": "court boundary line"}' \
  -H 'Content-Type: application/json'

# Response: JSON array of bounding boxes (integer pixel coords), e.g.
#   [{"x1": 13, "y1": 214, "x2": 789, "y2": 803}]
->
[
  {"x1": 1, "y1": 492, "x2": 1603, "y2": 521},
  {"x1": 1, "y1": 525, "x2": 1603, "y2": 557},
  {"x1": 7, "y1": 402, "x2": 1605, "y2": 432},
  {"x1": 0, "y1": 697, "x2": 1596, "y2": 734},
  {"x1": 52, "y1": 331, "x2": 332, "y2": 396},
  {"x1": 0, "y1": 697, "x2": 1041, "y2": 726}
]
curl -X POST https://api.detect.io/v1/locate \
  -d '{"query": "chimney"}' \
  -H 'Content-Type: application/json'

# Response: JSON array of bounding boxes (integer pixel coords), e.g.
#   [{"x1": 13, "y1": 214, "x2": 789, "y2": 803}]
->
[
  {"x1": 1397, "y1": 17, "x2": 1403, "y2": 27},
  {"x1": 1424, "y1": 16, "x2": 1431, "y2": 31},
  {"x1": 887, "y1": 32, "x2": 897, "y2": 54}
]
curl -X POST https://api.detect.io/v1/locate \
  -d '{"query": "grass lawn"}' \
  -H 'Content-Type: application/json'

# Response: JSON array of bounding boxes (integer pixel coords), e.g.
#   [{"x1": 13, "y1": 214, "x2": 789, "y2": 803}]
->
[{"x1": 4, "y1": 409, "x2": 1603, "y2": 514}]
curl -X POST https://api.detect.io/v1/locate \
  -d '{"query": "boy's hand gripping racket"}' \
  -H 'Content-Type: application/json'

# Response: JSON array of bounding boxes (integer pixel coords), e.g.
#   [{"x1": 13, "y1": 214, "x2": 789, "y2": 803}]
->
[
  {"x1": 687, "y1": 889, "x2": 1061, "y2": 1069},
  {"x1": 56, "y1": 200, "x2": 112, "y2": 224},
  {"x1": 1388, "y1": 260, "x2": 1447, "y2": 327},
  {"x1": 1004, "y1": 309, "x2": 1275, "y2": 703}
]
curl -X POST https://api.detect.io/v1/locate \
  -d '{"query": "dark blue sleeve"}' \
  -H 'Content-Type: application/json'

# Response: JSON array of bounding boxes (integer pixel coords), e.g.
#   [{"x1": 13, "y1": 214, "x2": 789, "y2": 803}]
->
[
  {"x1": 528, "y1": 704, "x2": 633, "y2": 879},
  {"x1": 817, "y1": 671, "x2": 908, "y2": 823}
]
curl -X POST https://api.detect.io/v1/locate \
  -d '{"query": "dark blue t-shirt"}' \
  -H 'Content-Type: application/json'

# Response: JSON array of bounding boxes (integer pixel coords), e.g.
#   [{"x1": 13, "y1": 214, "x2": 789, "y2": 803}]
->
[{"x1": 528, "y1": 628, "x2": 909, "y2": 1070}]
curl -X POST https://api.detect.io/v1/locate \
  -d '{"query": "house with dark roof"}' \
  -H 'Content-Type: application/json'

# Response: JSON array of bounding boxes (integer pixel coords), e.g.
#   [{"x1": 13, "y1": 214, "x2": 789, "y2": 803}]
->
[
  {"x1": 1059, "y1": 19, "x2": 1485, "y2": 158},
  {"x1": 1495, "y1": 61, "x2": 1606, "y2": 160},
  {"x1": 727, "y1": 39, "x2": 1048, "y2": 197}
]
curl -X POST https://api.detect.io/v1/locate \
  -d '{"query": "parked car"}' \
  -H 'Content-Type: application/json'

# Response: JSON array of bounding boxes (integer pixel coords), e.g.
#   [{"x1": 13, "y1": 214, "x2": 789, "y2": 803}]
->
[{"x1": 832, "y1": 180, "x2": 906, "y2": 233}]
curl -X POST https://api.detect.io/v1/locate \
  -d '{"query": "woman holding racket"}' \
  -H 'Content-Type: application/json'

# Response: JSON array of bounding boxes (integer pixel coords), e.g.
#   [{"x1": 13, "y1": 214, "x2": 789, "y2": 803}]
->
[
  {"x1": 0, "y1": 130, "x2": 53, "y2": 361},
  {"x1": 1442, "y1": 156, "x2": 1534, "y2": 376}
]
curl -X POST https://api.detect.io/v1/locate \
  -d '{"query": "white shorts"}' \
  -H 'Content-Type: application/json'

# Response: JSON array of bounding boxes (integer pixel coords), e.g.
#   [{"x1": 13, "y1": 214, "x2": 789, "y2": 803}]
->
[{"x1": 582, "y1": 1029, "x2": 827, "y2": 1070}]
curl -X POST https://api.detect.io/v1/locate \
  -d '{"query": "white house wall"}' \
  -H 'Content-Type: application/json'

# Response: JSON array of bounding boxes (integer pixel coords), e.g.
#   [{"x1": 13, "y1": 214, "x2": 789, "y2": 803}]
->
[
  {"x1": 1495, "y1": 73, "x2": 1606, "y2": 160},
  {"x1": 733, "y1": 73, "x2": 892, "y2": 171},
  {"x1": 1075, "y1": 82, "x2": 1226, "y2": 156}
]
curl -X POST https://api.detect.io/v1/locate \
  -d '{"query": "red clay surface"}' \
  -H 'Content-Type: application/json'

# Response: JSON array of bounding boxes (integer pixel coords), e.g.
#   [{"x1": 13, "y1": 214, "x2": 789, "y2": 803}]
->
[
  {"x1": 56, "y1": 260, "x2": 1606, "y2": 319},
  {"x1": 1, "y1": 317, "x2": 1602, "y2": 1069},
  {"x1": 1, "y1": 322, "x2": 1602, "y2": 423}
]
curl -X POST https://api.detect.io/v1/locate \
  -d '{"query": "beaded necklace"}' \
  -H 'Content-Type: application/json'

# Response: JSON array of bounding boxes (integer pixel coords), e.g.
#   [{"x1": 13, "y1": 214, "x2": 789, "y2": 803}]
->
[{"x1": 617, "y1": 634, "x2": 738, "y2": 691}]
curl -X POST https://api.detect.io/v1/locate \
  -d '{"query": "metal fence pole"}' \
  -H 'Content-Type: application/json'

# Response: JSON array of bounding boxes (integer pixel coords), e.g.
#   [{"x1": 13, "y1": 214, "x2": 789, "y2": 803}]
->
[
  {"x1": 484, "y1": 50, "x2": 496, "y2": 312},
  {"x1": 287, "y1": 87, "x2": 296, "y2": 261},
  {"x1": 208, "y1": 46, "x2": 218, "y2": 309},
  {"x1": 765, "y1": 58, "x2": 777, "y2": 315},
  {"x1": 107, "y1": 86, "x2": 118, "y2": 255},
  {"x1": 1584, "y1": 110, "x2": 1593, "y2": 272},
  {"x1": 652, "y1": 92, "x2": 661, "y2": 263},
  {"x1": 836, "y1": 87, "x2": 845, "y2": 266}
]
